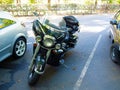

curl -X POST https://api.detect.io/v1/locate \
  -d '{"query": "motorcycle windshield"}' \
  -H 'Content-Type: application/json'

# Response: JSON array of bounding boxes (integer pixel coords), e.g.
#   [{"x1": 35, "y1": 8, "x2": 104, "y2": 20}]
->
[{"x1": 41, "y1": 15, "x2": 67, "y2": 39}]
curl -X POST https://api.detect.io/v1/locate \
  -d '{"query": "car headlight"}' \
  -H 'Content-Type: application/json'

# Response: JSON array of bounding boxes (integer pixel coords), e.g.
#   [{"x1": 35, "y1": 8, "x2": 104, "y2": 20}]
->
[{"x1": 43, "y1": 35, "x2": 56, "y2": 48}]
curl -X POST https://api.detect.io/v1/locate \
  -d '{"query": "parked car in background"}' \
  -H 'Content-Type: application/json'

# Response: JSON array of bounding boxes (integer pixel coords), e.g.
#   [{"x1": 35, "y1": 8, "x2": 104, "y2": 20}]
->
[
  {"x1": 109, "y1": 10, "x2": 120, "y2": 63},
  {"x1": 0, "y1": 11, "x2": 27, "y2": 62}
]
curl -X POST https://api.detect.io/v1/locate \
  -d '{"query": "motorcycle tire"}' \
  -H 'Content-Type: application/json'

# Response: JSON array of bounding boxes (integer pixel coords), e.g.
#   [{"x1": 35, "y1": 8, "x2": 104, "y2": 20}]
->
[
  {"x1": 110, "y1": 44, "x2": 120, "y2": 63},
  {"x1": 28, "y1": 63, "x2": 40, "y2": 86}
]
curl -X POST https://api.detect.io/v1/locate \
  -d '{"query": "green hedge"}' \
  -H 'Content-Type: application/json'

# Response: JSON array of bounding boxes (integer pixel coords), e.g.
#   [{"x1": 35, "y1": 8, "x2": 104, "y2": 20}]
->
[{"x1": 0, "y1": 4, "x2": 119, "y2": 16}]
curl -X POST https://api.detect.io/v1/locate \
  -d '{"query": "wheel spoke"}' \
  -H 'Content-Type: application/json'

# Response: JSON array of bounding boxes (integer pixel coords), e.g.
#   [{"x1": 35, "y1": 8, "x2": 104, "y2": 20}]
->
[
  {"x1": 16, "y1": 44, "x2": 20, "y2": 49},
  {"x1": 21, "y1": 41, "x2": 25, "y2": 46},
  {"x1": 19, "y1": 40, "x2": 22, "y2": 46},
  {"x1": 16, "y1": 50, "x2": 20, "y2": 55}
]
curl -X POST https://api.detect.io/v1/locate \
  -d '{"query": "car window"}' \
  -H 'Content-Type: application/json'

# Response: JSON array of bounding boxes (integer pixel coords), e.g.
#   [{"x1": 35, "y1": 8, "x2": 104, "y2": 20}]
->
[
  {"x1": 0, "y1": 18, "x2": 16, "y2": 29},
  {"x1": 115, "y1": 11, "x2": 120, "y2": 22}
]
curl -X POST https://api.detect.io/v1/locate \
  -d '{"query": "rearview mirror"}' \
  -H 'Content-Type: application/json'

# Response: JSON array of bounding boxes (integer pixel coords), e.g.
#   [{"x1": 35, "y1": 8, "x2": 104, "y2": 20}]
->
[
  {"x1": 110, "y1": 19, "x2": 117, "y2": 25},
  {"x1": 44, "y1": 19, "x2": 49, "y2": 24},
  {"x1": 33, "y1": 12, "x2": 39, "y2": 17}
]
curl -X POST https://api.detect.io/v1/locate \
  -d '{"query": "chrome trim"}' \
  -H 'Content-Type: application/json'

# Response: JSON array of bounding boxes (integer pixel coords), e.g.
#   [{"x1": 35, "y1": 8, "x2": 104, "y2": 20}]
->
[
  {"x1": 43, "y1": 35, "x2": 56, "y2": 42},
  {"x1": 55, "y1": 44, "x2": 61, "y2": 49},
  {"x1": 0, "y1": 44, "x2": 11, "y2": 52},
  {"x1": 29, "y1": 43, "x2": 41, "y2": 70},
  {"x1": 35, "y1": 68, "x2": 44, "y2": 74}
]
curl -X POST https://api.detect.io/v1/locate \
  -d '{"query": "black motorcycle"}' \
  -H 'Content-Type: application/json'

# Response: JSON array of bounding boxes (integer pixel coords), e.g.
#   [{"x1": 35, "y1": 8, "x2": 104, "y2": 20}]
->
[{"x1": 28, "y1": 12, "x2": 80, "y2": 85}]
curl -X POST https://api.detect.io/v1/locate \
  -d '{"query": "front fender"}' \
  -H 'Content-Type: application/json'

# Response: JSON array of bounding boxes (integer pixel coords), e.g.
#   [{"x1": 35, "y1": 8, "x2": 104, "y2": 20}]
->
[
  {"x1": 11, "y1": 33, "x2": 27, "y2": 52},
  {"x1": 35, "y1": 56, "x2": 46, "y2": 74}
]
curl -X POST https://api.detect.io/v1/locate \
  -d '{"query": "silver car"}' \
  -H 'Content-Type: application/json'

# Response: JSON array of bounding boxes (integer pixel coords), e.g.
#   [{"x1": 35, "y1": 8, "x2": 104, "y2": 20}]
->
[{"x1": 0, "y1": 11, "x2": 27, "y2": 62}]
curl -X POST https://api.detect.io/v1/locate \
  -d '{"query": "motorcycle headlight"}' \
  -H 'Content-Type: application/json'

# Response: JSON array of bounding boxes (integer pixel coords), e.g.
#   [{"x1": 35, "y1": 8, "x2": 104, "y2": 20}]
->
[{"x1": 43, "y1": 35, "x2": 56, "y2": 48}]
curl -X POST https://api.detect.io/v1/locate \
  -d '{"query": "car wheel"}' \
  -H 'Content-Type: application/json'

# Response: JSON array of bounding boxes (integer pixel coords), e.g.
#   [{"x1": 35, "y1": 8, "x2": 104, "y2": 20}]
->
[
  {"x1": 110, "y1": 44, "x2": 120, "y2": 63},
  {"x1": 13, "y1": 38, "x2": 26, "y2": 58}
]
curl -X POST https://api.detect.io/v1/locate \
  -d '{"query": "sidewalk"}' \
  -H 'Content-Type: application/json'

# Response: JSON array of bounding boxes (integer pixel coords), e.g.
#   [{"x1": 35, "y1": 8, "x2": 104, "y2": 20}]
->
[
  {"x1": 16, "y1": 16, "x2": 36, "y2": 23},
  {"x1": 15, "y1": 13, "x2": 113, "y2": 24}
]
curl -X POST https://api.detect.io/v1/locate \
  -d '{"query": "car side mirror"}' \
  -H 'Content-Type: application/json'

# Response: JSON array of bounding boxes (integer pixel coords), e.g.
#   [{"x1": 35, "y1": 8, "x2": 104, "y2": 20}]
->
[
  {"x1": 110, "y1": 20, "x2": 117, "y2": 25},
  {"x1": 117, "y1": 23, "x2": 120, "y2": 30}
]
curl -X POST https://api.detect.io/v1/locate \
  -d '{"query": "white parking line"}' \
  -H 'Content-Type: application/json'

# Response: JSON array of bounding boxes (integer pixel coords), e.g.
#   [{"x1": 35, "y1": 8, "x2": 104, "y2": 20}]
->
[
  {"x1": 74, "y1": 34, "x2": 102, "y2": 90},
  {"x1": 27, "y1": 42, "x2": 33, "y2": 45}
]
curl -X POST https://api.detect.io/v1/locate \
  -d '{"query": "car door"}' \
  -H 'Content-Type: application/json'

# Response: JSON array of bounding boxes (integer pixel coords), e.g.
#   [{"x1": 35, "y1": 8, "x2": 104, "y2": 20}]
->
[
  {"x1": 114, "y1": 11, "x2": 120, "y2": 44},
  {"x1": 0, "y1": 18, "x2": 16, "y2": 61}
]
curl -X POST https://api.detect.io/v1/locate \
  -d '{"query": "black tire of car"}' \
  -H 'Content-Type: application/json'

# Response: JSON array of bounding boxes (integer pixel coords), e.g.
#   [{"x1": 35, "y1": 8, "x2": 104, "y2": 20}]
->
[
  {"x1": 110, "y1": 44, "x2": 120, "y2": 63},
  {"x1": 13, "y1": 38, "x2": 26, "y2": 58},
  {"x1": 28, "y1": 63, "x2": 40, "y2": 86}
]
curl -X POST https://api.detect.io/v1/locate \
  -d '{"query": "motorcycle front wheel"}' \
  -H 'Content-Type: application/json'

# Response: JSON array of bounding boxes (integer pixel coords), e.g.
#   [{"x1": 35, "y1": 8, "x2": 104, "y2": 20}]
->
[
  {"x1": 28, "y1": 62, "x2": 40, "y2": 86},
  {"x1": 110, "y1": 44, "x2": 120, "y2": 63}
]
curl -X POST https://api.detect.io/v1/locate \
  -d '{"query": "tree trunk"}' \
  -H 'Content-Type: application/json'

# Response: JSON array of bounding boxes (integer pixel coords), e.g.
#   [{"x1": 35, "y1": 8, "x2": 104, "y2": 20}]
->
[
  {"x1": 48, "y1": 0, "x2": 51, "y2": 10},
  {"x1": 17, "y1": 0, "x2": 21, "y2": 4},
  {"x1": 95, "y1": 0, "x2": 97, "y2": 9}
]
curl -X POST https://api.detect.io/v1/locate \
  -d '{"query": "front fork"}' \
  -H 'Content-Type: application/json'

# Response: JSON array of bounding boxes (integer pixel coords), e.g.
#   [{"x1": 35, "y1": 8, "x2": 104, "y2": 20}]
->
[{"x1": 29, "y1": 43, "x2": 51, "y2": 74}]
